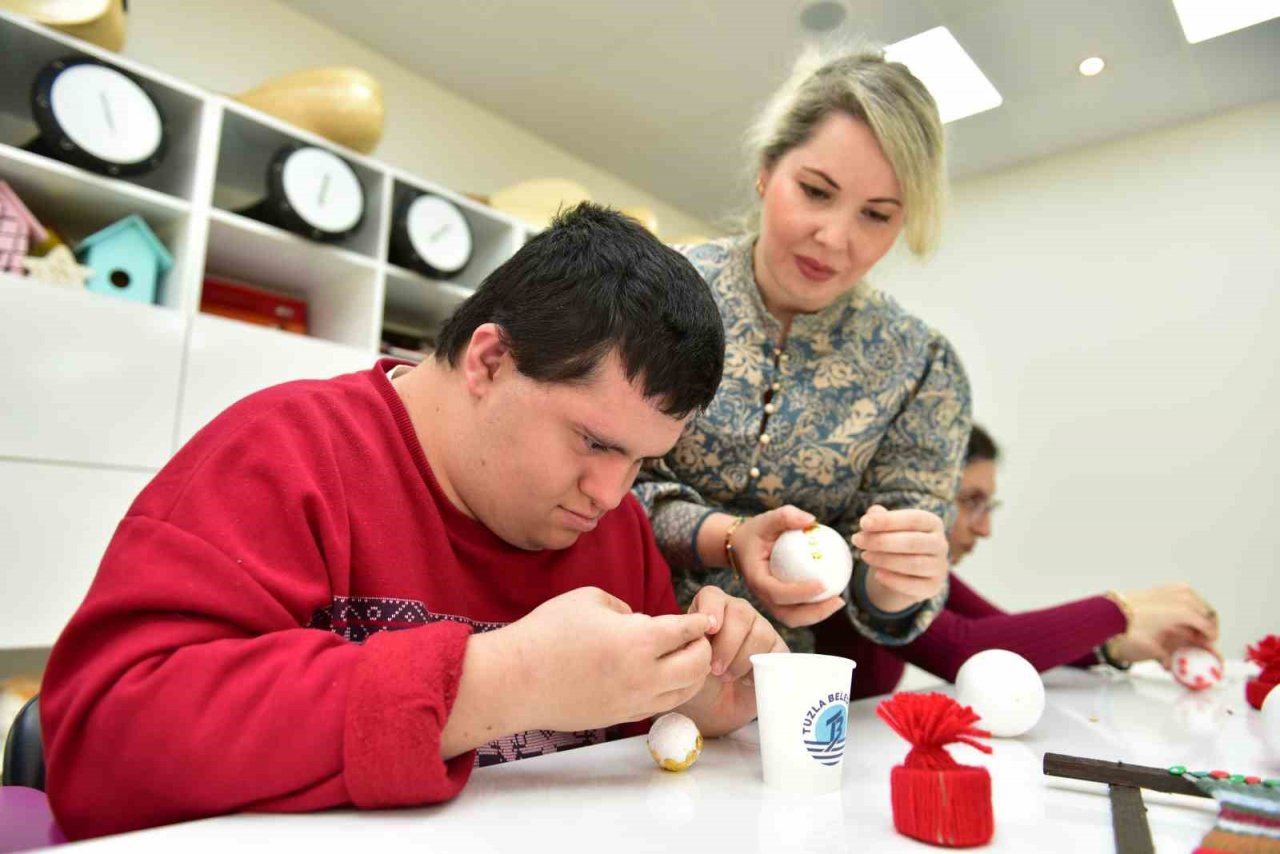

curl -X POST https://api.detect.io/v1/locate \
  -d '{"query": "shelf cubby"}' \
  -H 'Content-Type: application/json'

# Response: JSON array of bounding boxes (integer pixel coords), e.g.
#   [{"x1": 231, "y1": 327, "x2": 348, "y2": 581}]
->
[
  {"x1": 0, "y1": 12, "x2": 206, "y2": 202},
  {"x1": 203, "y1": 208, "x2": 380, "y2": 350},
  {"x1": 0, "y1": 143, "x2": 193, "y2": 309},
  {"x1": 380, "y1": 176, "x2": 523, "y2": 336},
  {"x1": 212, "y1": 100, "x2": 388, "y2": 262}
]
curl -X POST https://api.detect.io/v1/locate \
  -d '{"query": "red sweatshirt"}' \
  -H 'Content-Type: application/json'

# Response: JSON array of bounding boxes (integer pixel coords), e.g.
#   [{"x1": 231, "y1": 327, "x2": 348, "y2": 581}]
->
[
  {"x1": 41, "y1": 360, "x2": 678, "y2": 840},
  {"x1": 814, "y1": 574, "x2": 1126, "y2": 700}
]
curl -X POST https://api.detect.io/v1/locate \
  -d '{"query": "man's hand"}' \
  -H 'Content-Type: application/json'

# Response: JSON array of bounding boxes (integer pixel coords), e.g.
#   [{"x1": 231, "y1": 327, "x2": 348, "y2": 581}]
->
[
  {"x1": 443, "y1": 587, "x2": 714, "y2": 758},
  {"x1": 512, "y1": 587, "x2": 716, "y2": 730},
  {"x1": 852, "y1": 505, "x2": 949, "y2": 614},
  {"x1": 677, "y1": 586, "x2": 787, "y2": 737}
]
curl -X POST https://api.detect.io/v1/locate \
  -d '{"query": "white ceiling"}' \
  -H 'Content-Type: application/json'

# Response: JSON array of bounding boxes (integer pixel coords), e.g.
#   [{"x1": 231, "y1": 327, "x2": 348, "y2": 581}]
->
[{"x1": 281, "y1": 0, "x2": 1280, "y2": 224}]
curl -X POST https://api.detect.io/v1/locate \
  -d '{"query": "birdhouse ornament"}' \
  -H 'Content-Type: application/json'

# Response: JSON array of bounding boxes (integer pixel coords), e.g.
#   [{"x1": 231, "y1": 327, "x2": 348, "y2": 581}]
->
[
  {"x1": 76, "y1": 214, "x2": 172, "y2": 304},
  {"x1": 0, "y1": 180, "x2": 48, "y2": 274}
]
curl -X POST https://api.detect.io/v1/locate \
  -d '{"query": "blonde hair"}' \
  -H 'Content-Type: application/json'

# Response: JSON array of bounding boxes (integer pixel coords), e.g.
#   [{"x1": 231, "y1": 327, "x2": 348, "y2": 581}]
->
[{"x1": 744, "y1": 43, "x2": 947, "y2": 257}]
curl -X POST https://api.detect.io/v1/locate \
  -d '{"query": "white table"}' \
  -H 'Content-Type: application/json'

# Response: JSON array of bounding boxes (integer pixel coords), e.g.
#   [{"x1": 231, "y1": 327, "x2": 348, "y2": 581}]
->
[{"x1": 64, "y1": 664, "x2": 1276, "y2": 852}]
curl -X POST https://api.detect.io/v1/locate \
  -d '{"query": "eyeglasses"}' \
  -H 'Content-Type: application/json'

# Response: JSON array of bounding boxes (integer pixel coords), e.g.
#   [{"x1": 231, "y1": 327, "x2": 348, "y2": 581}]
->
[{"x1": 957, "y1": 493, "x2": 1002, "y2": 521}]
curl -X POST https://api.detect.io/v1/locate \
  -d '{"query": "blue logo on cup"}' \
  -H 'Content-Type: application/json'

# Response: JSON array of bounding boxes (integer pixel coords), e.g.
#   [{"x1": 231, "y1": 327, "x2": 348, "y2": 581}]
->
[{"x1": 801, "y1": 692, "x2": 848, "y2": 766}]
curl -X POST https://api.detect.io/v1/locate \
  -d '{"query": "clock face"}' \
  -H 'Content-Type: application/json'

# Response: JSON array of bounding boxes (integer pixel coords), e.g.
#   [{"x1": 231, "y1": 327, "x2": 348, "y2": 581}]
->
[
  {"x1": 49, "y1": 64, "x2": 163, "y2": 166},
  {"x1": 280, "y1": 147, "x2": 364, "y2": 235},
  {"x1": 405, "y1": 195, "x2": 473, "y2": 274}
]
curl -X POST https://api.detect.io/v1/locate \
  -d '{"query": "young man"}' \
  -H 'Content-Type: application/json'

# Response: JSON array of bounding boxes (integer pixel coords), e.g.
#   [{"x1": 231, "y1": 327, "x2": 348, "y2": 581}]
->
[
  {"x1": 815, "y1": 425, "x2": 1219, "y2": 698},
  {"x1": 41, "y1": 205, "x2": 785, "y2": 840}
]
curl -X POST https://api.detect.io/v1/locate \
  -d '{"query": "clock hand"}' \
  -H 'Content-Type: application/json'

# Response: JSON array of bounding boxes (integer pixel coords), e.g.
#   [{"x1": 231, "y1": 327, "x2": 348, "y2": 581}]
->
[
  {"x1": 429, "y1": 223, "x2": 451, "y2": 243},
  {"x1": 318, "y1": 173, "x2": 331, "y2": 208},
  {"x1": 99, "y1": 91, "x2": 116, "y2": 134}
]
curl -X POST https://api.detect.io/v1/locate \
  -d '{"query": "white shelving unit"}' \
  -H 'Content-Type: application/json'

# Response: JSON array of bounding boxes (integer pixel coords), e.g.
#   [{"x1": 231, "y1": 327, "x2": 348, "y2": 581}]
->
[{"x1": 0, "y1": 9, "x2": 532, "y2": 649}]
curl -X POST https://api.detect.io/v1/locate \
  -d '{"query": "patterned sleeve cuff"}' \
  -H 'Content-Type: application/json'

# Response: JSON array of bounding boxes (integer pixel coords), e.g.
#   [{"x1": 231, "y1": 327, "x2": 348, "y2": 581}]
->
[
  {"x1": 844, "y1": 565, "x2": 947, "y2": 646},
  {"x1": 649, "y1": 499, "x2": 718, "y2": 572},
  {"x1": 851, "y1": 562, "x2": 924, "y2": 621},
  {"x1": 688, "y1": 507, "x2": 721, "y2": 572}
]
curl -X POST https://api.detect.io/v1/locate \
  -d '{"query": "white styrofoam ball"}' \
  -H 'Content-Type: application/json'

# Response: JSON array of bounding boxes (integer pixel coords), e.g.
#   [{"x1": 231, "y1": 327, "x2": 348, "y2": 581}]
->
[
  {"x1": 769, "y1": 524, "x2": 853, "y2": 603},
  {"x1": 1263, "y1": 687, "x2": 1280, "y2": 758},
  {"x1": 1171, "y1": 646, "x2": 1224, "y2": 691},
  {"x1": 955, "y1": 649, "x2": 1046, "y2": 737},
  {"x1": 648, "y1": 712, "x2": 702, "y2": 771}
]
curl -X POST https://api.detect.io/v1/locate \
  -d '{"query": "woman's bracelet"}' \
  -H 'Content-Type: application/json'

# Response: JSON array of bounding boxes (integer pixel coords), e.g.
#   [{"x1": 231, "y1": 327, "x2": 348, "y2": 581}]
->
[
  {"x1": 1099, "y1": 590, "x2": 1135, "y2": 670},
  {"x1": 724, "y1": 515, "x2": 747, "y2": 575},
  {"x1": 1098, "y1": 638, "x2": 1132, "y2": 671}
]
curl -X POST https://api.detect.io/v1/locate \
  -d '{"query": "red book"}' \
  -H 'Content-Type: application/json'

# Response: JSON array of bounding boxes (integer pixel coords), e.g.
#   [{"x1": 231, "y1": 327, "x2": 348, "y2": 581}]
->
[{"x1": 201, "y1": 275, "x2": 308, "y2": 334}]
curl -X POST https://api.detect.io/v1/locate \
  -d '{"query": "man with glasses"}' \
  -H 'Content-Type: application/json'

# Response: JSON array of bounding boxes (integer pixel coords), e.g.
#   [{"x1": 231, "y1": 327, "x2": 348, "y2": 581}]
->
[
  {"x1": 945, "y1": 424, "x2": 1002, "y2": 565},
  {"x1": 815, "y1": 425, "x2": 1220, "y2": 699}
]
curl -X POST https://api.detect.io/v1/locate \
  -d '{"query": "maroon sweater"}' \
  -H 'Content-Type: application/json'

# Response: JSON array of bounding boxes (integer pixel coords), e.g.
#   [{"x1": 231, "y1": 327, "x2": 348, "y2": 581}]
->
[
  {"x1": 41, "y1": 361, "x2": 677, "y2": 840},
  {"x1": 814, "y1": 574, "x2": 1126, "y2": 700}
]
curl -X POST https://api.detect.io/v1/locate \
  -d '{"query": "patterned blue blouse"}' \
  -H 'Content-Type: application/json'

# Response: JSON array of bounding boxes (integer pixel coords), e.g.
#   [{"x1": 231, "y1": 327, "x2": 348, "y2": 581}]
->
[{"x1": 633, "y1": 236, "x2": 972, "y2": 651}]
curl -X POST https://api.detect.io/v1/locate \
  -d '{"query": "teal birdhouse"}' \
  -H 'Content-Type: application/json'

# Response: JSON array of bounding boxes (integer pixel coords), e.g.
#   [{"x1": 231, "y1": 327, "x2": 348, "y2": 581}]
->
[{"x1": 77, "y1": 214, "x2": 173, "y2": 304}]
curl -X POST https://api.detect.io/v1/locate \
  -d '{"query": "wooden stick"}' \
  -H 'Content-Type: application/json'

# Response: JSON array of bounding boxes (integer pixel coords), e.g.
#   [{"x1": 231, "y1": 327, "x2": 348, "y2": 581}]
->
[
  {"x1": 1043, "y1": 753, "x2": 1208, "y2": 799},
  {"x1": 1109, "y1": 784, "x2": 1155, "y2": 854}
]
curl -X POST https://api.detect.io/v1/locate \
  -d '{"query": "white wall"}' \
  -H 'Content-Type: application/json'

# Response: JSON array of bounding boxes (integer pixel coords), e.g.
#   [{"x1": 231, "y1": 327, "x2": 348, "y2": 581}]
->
[
  {"x1": 877, "y1": 100, "x2": 1280, "y2": 657},
  {"x1": 120, "y1": 0, "x2": 716, "y2": 241}
]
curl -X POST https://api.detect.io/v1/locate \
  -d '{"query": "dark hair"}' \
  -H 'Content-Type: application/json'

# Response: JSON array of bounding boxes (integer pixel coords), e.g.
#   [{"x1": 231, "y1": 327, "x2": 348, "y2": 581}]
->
[
  {"x1": 435, "y1": 203, "x2": 724, "y2": 418},
  {"x1": 966, "y1": 424, "x2": 999, "y2": 464}
]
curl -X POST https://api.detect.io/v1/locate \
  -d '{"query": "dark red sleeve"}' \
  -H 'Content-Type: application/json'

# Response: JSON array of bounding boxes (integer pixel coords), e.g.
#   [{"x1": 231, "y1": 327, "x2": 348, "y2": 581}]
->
[
  {"x1": 943, "y1": 574, "x2": 1007, "y2": 618},
  {"x1": 41, "y1": 518, "x2": 474, "y2": 841},
  {"x1": 632, "y1": 497, "x2": 679, "y2": 618},
  {"x1": 894, "y1": 585, "x2": 1126, "y2": 681}
]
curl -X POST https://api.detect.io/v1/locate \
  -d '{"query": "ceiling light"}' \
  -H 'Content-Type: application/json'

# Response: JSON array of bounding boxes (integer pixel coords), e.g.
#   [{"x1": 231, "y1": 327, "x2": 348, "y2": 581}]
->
[
  {"x1": 885, "y1": 26, "x2": 1002, "y2": 124},
  {"x1": 1171, "y1": 0, "x2": 1280, "y2": 43},
  {"x1": 1078, "y1": 56, "x2": 1106, "y2": 76}
]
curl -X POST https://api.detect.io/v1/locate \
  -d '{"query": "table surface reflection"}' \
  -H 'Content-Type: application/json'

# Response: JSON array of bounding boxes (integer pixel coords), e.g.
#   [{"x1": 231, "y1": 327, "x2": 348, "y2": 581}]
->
[{"x1": 64, "y1": 663, "x2": 1275, "y2": 852}]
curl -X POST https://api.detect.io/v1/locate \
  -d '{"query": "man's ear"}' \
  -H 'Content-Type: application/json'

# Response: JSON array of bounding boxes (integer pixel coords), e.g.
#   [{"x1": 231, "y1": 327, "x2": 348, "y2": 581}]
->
[{"x1": 461, "y1": 323, "x2": 512, "y2": 398}]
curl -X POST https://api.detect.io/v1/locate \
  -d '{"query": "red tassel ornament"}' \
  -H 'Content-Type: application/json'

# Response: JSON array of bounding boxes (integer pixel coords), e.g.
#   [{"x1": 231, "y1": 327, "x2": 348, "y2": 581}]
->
[
  {"x1": 877, "y1": 692, "x2": 995, "y2": 848},
  {"x1": 1245, "y1": 635, "x2": 1280, "y2": 711}
]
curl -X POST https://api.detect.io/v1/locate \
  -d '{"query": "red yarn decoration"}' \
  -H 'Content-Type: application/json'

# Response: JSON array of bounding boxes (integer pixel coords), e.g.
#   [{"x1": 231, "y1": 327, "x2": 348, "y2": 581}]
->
[
  {"x1": 1246, "y1": 634, "x2": 1280, "y2": 710},
  {"x1": 877, "y1": 693, "x2": 995, "y2": 848},
  {"x1": 877, "y1": 692, "x2": 994, "y2": 767},
  {"x1": 1247, "y1": 635, "x2": 1280, "y2": 668}
]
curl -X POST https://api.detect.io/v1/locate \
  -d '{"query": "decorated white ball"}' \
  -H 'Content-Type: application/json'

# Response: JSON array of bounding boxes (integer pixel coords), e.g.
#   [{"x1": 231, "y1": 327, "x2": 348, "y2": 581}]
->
[
  {"x1": 1262, "y1": 686, "x2": 1280, "y2": 758},
  {"x1": 955, "y1": 649, "x2": 1046, "y2": 737},
  {"x1": 647, "y1": 712, "x2": 702, "y2": 772},
  {"x1": 1171, "y1": 646, "x2": 1223, "y2": 692},
  {"x1": 769, "y1": 524, "x2": 853, "y2": 603}
]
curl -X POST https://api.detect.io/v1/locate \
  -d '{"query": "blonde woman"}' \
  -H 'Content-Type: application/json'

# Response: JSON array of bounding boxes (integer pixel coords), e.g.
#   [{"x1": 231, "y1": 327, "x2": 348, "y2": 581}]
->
[{"x1": 634, "y1": 46, "x2": 969, "y2": 657}]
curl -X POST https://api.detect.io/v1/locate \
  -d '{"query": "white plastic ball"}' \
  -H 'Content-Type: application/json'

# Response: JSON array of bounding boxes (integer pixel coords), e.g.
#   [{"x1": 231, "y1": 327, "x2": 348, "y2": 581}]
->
[
  {"x1": 1171, "y1": 646, "x2": 1223, "y2": 691},
  {"x1": 769, "y1": 524, "x2": 853, "y2": 603},
  {"x1": 955, "y1": 649, "x2": 1046, "y2": 737},
  {"x1": 1263, "y1": 687, "x2": 1280, "y2": 758},
  {"x1": 647, "y1": 712, "x2": 702, "y2": 771}
]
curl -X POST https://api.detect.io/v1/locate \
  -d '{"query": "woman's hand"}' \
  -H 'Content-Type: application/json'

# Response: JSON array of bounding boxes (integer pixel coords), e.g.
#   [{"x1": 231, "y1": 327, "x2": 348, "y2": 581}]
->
[
  {"x1": 728, "y1": 506, "x2": 846, "y2": 628},
  {"x1": 851, "y1": 505, "x2": 950, "y2": 614},
  {"x1": 1108, "y1": 584, "x2": 1220, "y2": 667}
]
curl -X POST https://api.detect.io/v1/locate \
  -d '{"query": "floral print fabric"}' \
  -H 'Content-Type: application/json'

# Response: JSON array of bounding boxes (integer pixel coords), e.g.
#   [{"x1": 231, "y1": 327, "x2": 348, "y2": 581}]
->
[{"x1": 634, "y1": 236, "x2": 971, "y2": 651}]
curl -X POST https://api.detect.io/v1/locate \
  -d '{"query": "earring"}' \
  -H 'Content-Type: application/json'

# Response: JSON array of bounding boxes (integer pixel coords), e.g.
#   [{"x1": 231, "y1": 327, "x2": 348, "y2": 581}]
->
[{"x1": 755, "y1": 178, "x2": 765, "y2": 196}]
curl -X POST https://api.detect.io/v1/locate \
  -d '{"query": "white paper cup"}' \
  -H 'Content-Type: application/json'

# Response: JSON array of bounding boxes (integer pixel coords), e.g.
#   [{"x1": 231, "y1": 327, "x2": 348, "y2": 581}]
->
[{"x1": 750, "y1": 652, "x2": 856, "y2": 793}]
